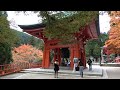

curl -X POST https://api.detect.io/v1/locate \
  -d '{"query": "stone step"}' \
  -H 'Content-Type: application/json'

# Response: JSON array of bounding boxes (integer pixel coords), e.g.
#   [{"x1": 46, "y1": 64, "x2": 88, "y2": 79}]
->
[
  {"x1": 101, "y1": 63, "x2": 120, "y2": 67},
  {"x1": 21, "y1": 66, "x2": 103, "y2": 77}
]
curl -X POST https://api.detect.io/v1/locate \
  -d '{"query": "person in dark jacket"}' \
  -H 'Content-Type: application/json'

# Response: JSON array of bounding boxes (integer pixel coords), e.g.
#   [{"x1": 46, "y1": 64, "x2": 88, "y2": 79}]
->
[
  {"x1": 54, "y1": 59, "x2": 59, "y2": 78},
  {"x1": 78, "y1": 58, "x2": 84, "y2": 78},
  {"x1": 87, "y1": 59, "x2": 92, "y2": 71}
]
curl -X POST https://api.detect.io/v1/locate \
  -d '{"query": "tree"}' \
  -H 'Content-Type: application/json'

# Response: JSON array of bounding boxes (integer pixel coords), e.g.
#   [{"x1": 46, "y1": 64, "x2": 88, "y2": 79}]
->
[
  {"x1": 12, "y1": 29, "x2": 44, "y2": 50},
  {"x1": 35, "y1": 38, "x2": 44, "y2": 51},
  {"x1": 85, "y1": 33, "x2": 108, "y2": 61},
  {"x1": 18, "y1": 32, "x2": 31, "y2": 45},
  {"x1": 99, "y1": 32, "x2": 109, "y2": 46},
  {"x1": 39, "y1": 11, "x2": 99, "y2": 44},
  {"x1": 28, "y1": 35, "x2": 44, "y2": 50},
  {"x1": 12, "y1": 44, "x2": 43, "y2": 63},
  {"x1": 9, "y1": 29, "x2": 21, "y2": 47},
  {"x1": 0, "y1": 42, "x2": 13, "y2": 65},
  {"x1": 0, "y1": 11, "x2": 19, "y2": 64},
  {"x1": 93, "y1": 44, "x2": 101, "y2": 60},
  {"x1": 85, "y1": 39, "x2": 100, "y2": 58},
  {"x1": 17, "y1": 11, "x2": 99, "y2": 44},
  {"x1": 105, "y1": 11, "x2": 120, "y2": 54},
  {"x1": 0, "y1": 11, "x2": 19, "y2": 46},
  {"x1": 28, "y1": 36, "x2": 36, "y2": 47}
]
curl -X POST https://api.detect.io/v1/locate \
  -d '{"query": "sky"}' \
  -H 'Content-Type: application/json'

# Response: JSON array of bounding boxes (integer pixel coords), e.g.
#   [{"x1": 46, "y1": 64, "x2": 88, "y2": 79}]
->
[{"x1": 7, "y1": 11, "x2": 110, "y2": 33}]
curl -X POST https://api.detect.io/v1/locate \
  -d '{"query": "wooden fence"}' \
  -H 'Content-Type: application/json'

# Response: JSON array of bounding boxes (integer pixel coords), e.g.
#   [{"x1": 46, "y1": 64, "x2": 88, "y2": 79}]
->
[{"x1": 0, "y1": 62, "x2": 42, "y2": 76}]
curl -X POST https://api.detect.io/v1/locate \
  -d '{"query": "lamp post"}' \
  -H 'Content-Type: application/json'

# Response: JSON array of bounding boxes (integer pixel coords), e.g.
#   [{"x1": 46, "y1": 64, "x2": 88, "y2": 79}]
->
[{"x1": 100, "y1": 47, "x2": 104, "y2": 66}]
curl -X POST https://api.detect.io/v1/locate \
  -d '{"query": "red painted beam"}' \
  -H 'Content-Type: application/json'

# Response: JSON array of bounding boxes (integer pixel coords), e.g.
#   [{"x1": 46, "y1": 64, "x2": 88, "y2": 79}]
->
[{"x1": 23, "y1": 28, "x2": 45, "y2": 32}]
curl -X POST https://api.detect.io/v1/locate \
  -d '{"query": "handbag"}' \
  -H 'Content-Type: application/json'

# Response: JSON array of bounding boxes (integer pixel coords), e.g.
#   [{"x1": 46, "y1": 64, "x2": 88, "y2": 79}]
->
[{"x1": 75, "y1": 66, "x2": 79, "y2": 71}]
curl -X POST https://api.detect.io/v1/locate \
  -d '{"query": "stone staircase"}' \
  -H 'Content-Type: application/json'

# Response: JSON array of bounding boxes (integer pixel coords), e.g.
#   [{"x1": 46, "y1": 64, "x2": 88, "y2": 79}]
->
[{"x1": 21, "y1": 65, "x2": 103, "y2": 77}]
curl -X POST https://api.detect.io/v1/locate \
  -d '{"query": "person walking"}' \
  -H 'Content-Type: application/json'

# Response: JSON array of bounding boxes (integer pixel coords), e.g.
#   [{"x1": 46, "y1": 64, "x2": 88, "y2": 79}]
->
[
  {"x1": 73, "y1": 57, "x2": 78, "y2": 72},
  {"x1": 54, "y1": 59, "x2": 59, "y2": 78},
  {"x1": 78, "y1": 58, "x2": 84, "y2": 78},
  {"x1": 87, "y1": 58, "x2": 92, "y2": 71}
]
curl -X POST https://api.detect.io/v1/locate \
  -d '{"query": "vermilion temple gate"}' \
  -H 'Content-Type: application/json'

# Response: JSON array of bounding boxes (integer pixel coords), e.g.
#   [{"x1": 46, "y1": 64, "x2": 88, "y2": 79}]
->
[{"x1": 19, "y1": 19, "x2": 100, "y2": 69}]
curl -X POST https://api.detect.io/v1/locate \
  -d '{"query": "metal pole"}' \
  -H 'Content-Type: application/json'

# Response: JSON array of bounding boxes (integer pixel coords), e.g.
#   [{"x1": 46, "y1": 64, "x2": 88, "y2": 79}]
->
[{"x1": 100, "y1": 47, "x2": 103, "y2": 66}]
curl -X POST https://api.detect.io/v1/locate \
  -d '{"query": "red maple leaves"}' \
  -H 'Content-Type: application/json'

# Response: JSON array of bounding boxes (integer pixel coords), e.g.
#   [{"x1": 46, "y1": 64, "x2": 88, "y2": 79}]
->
[{"x1": 12, "y1": 44, "x2": 43, "y2": 63}]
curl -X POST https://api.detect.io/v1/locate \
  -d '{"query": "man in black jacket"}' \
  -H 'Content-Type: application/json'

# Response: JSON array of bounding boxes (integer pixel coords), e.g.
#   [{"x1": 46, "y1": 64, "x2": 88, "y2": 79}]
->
[{"x1": 87, "y1": 59, "x2": 92, "y2": 71}]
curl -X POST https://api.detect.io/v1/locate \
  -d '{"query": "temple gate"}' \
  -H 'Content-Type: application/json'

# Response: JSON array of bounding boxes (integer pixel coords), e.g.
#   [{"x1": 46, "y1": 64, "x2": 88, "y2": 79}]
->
[{"x1": 19, "y1": 19, "x2": 100, "y2": 69}]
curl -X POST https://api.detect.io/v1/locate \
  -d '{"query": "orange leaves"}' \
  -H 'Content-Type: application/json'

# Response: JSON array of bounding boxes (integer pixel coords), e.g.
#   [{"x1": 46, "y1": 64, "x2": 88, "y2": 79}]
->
[
  {"x1": 105, "y1": 11, "x2": 120, "y2": 54},
  {"x1": 12, "y1": 44, "x2": 43, "y2": 63},
  {"x1": 110, "y1": 11, "x2": 120, "y2": 30},
  {"x1": 110, "y1": 11, "x2": 120, "y2": 17}
]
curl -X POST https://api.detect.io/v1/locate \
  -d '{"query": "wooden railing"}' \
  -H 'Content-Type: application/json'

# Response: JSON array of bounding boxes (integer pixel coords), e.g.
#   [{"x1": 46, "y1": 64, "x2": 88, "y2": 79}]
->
[{"x1": 0, "y1": 62, "x2": 42, "y2": 76}]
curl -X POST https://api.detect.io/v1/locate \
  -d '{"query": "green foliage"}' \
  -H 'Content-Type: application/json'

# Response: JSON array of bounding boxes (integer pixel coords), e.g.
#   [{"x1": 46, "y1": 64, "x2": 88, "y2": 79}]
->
[
  {"x1": 0, "y1": 11, "x2": 7, "y2": 17},
  {"x1": 0, "y1": 42, "x2": 13, "y2": 65},
  {"x1": 9, "y1": 29, "x2": 21, "y2": 47},
  {"x1": 0, "y1": 12, "x2": 11, "y2": 43},
  {"x1": 85, "y1": 40, "x2": 98, "y2": 56},
  {"x1": 13, "y1": 30, "x2": 44, "y2": 50},
  {"x1": 35, "y1": 39, "x2": 44, "y2": 51},
  {"x1": 28, "y1": 36, "x2": 44, "y2": 50},
  {"x1": 85, "y1": 39, "x2": 101, "y2": 59},
  {"x1": 15, "y1": 31, "x2": 31, "y2": 46},
  {"x1": 28, "y1": 36, "x2": 36, "y2": 47},
  {"x1": 16, "y1": 11, "x2": 99, "y2": 44},
  {"x1": 93, "y1": 44, "x2": 101, "y2": 58},
  {"x1": 38, "y1": 11, "x2": 99, "y2": 44},
  {"x1": 0, "y1": 11, "x2": 18, "y2": 65},
  {"x1": 0, "y1": 11, "x2": 19, "y2": 47},
  {"x1": 85, "y1": 33, "x2": 108, "y2": 59},
  {"x1": 98, "y1": 32, "x2": 109, "y2": 46}
]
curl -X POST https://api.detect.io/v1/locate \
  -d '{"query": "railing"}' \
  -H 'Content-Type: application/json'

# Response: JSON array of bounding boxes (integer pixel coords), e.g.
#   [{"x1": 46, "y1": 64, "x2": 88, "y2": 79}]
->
[
  {"x1": 113, "y1": 57, "x2": 120, "y2": 63},
  {"x1": 0, "y1": 62, "x2": 42, "y2": 76},
  {"x1": 115, "y1": 59, "x2": 120, "y2": 63}
]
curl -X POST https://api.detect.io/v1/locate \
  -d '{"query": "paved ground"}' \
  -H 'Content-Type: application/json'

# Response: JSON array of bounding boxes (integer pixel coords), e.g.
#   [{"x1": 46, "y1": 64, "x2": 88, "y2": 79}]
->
[
  {"x1": 101, "y1": 66, "x2": 120, "y2": 79},
  {"x1": 0, "y1": 72, "x2": 104, "y2": 79},
  {"x1": 21, "y1": 65, "x2": 103, "y2": 76},
  {"x1": 0, "y1": 65, "x2": 104, "y2": 79},
  {"x1": 1, "y1": 64, "x2": 120, "y2": 79}
]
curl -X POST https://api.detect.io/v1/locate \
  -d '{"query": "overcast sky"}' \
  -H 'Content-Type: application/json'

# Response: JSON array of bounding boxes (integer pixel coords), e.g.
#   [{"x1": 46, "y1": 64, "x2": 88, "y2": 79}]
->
[{"x1": 7, "y1": 11, "x2": 110, "y2": 33}]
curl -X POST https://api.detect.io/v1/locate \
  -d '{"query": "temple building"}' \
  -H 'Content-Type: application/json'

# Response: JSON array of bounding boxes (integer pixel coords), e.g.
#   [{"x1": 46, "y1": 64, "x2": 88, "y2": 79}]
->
[{"x1": 18, "y1": 17, "x2": 100, "y2": 69}]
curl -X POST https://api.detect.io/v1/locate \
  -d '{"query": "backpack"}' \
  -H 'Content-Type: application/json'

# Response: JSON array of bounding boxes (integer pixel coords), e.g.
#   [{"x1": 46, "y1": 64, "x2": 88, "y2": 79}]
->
[
  {"x1": 75, "y1": 66, "x2": 79, "y2": 71},
  {"x1": 87, "y1": 59, "x2": 92, "y2": 65}
]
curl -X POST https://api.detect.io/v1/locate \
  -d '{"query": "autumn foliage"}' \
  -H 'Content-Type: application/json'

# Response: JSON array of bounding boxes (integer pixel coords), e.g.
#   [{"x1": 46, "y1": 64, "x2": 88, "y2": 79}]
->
[
  {"x1": 12, "y1": 44, "x2": 43, "y2": 63},
  {"x1": 105, "y1": 11, "x2": 120, "y2": 54}
]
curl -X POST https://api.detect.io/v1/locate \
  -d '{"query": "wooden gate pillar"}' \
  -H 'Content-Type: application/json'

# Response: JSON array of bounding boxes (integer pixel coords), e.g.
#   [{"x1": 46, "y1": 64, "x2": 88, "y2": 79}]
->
[
  {"x1": 57, "y1": 48, "x2": 61, "y2": 65},
  {"x1": 42, "y1": 43, "x2": 50, "y2": 68},
  {"x1": 70, "y1": 47, "x2": 74, "y2": 69}
]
